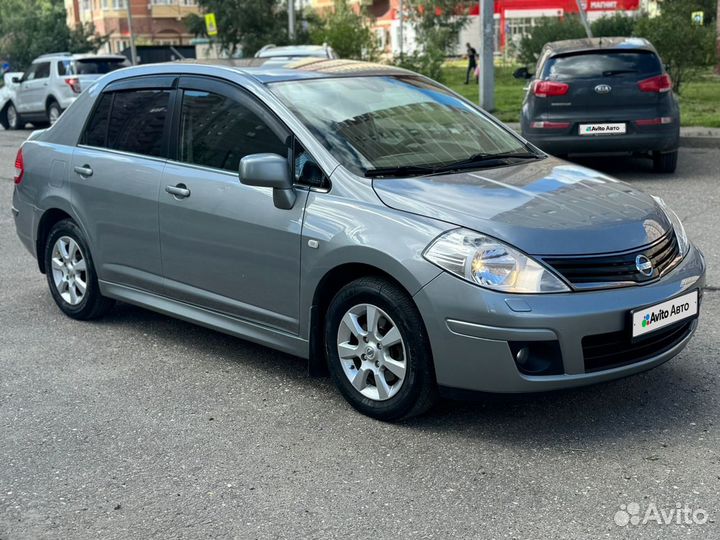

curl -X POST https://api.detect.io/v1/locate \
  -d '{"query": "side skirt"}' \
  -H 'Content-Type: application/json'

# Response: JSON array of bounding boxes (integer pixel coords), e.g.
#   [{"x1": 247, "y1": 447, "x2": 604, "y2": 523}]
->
[{"x1": 99, "y1": 281, "x2": 310, "y2": 359}]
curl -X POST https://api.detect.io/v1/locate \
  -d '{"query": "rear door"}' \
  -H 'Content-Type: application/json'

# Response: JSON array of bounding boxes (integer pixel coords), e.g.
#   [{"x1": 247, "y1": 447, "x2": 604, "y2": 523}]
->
[
  {"x1": 158, "y1": 76, "x2": 308, "y2": 333},
  {"x1": 16, "y1": 62, "x2": 50, "y2": 114},
  {"x1": 535, "y1": 50, "x2": 671, "y2": 130},
  {"x1": 70, "y1": 76, "x2": 175, "y2": 293}
]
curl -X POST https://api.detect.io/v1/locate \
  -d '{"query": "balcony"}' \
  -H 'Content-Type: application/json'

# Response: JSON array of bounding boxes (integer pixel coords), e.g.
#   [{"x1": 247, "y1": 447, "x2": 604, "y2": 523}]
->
[{"x1": 150, "y1": 0, "x2": 200, "y2": 19}]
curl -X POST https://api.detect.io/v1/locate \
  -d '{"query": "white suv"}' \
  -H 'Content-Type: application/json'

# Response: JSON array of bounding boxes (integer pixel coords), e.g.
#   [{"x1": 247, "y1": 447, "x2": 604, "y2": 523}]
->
[{"x1": 1, "y1": 52, "x2": 130, "y2": 130}]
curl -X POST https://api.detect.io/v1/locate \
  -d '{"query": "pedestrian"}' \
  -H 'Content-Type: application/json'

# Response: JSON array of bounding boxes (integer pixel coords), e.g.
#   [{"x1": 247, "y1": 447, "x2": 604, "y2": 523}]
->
[{"x1": 465, "y1": 42, "x2": 477, "y2": 84}]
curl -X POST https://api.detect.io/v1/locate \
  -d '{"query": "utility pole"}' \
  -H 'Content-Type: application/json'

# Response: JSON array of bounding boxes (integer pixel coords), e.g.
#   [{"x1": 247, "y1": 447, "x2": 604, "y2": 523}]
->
[
  {"x1": 126, "y1": 0, "x2": 138, "y2": 65},
  {"x1": 575, "y1": 0, "x2": 593, "y2": 38},
  {"x1": 288, "y1": 0, "x2": 296, "y2": 42},
  {"x1": 398, "y1": 0, "x2": 404, "y2": 60},
  {"x1": 478, "y1": 0, "x2": 494, "y2": 111}
]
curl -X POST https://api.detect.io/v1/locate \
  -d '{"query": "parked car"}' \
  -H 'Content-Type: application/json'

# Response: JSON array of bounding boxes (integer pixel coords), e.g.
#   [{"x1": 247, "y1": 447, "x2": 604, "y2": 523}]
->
[
  {"x1": 0, "y1": 71, "x2": 23, "y2": 128},
  {"x1": 516, "y1": 37, "x2": 680, "y2": 173},
  {"x1": 12, "y1": 60, "x2": 704, "y2": 420},
  {"x1": 255, "y1": 44, "x2": 338, "y2": 60},
  {"x1": 1, "y1": 52, "x2": 130, "y2": 129}
]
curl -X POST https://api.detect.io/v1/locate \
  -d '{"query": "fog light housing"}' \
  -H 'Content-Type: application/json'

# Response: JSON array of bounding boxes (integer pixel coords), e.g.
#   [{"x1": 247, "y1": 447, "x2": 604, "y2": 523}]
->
[{"x1": 509, "y1": 341, "x2": 564, "y2": 375}]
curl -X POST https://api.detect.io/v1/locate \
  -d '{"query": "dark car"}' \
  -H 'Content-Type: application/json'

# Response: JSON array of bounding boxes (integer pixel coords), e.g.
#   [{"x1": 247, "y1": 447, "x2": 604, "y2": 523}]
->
[{"x1": 516, "y1": 37, "x2": 680, "y2": 173}]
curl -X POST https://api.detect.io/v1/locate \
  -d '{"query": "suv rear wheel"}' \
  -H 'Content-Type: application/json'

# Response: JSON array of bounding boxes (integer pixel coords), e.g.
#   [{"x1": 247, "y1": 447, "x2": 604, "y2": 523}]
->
[
  {"x1": 44, "y1": 219, "x2": 115, "y2": 320},
  {"x1": 47, "y1": 101, "x2": 61, "y2": 125},
  {"x1": 652, "y1": 150, "x2": 678, "y2": 174},
  {"x1": 325, "y1": 277, "x2": 437, "y2": 420}
]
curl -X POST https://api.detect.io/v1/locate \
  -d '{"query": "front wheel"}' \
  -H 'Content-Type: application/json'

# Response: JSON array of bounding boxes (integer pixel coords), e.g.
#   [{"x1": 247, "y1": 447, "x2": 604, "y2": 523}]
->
[
  {"x1": 44, "y1": 219, "x2": 115, "y2": 320},
  {"x1": 325, "y1": 277, "x2": 437, "y2": 421},
  {"x1": 5, "y1": 103, "x2": 21, "y2": 130},
  {"x1": 652, "y1": 150, "x2": 678, "y2": 173}
]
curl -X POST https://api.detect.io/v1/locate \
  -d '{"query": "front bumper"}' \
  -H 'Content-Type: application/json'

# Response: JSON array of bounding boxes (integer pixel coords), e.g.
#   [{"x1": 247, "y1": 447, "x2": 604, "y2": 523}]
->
[{"x1": 413, "y1": 244, "x2": 705, "y2": 393}]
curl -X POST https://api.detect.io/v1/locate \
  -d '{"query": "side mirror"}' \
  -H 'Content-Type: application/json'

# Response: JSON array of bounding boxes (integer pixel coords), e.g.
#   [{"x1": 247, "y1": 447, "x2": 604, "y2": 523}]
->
[
  {"x1": 239, "y1": 153, "x2": 296, "y2": 210},
  {"x1": 11, "y1": 76, "x2": 21, "y2": 84},
  {"x1": 513, "y1": 67, "x2": 532, "y2": 80}
]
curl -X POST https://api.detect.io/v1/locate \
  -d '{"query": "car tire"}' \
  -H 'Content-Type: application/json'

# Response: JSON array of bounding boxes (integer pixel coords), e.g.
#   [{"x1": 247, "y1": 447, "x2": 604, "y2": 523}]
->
[
  {"x1": 44, "y1": 219, "x2": 115, "y2": 320},
  {"x1": 652, "y1": 150, "x2": 678, "y2": 174},
  {"x1": 325, "y1": 277, "x2": 437, "y2": 421},
  {"x1": 47, "y1": 100, "x2": 61, "y2": 125},
  {"x1": 5, "y1": 102, "x2": 21, "y2": 130}
]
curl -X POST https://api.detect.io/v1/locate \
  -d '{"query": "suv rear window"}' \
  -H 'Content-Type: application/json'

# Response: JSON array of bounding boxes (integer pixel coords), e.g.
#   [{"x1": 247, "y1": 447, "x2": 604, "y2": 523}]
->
[
  {"x1": 58, "y1": 58, "x2": 130, "y2": 76},
  {"x1": 542, "y1": 51, "x2": 662, "y2": 81}
]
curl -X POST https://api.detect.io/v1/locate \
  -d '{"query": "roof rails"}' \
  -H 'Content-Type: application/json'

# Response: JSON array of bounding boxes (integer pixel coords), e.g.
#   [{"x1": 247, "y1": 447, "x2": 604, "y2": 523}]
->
[{"x1": 35, "y1": 52, "x2": 72, "y2": 59}]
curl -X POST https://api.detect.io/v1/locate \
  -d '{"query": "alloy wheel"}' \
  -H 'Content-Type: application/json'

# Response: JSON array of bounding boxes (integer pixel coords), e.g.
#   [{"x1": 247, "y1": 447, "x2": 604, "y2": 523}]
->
[
  {"x1": 50, "y1": 236, "x2": 87, "y2": 305},
  {"x1": 336, "y1": 303, "x2": 407, "y2": 401},
  {"x1": 7, "y1": 105, "x2": 17, "y2": 129}
]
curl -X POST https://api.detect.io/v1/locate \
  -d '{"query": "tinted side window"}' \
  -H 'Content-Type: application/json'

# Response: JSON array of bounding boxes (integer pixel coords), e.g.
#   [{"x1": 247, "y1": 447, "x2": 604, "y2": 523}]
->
[
  {"x1": 83, "y1": 93, "x2": 113, "y2": 147},
  {"x1": 23, "y1": 65, "x2": 38, "y2": 81},
  {"x1": 57, "y1": 61, "x2": 67, "y2": 76},
  {"x1": 107, "y1": 90, "x2": 170, "y2": 157},
  {"x1": 34, "y1": 62, "x2": 50, "y2": 79},
  {"x1": 179, "y1": 90, "x2": 287, "y2": 172}
]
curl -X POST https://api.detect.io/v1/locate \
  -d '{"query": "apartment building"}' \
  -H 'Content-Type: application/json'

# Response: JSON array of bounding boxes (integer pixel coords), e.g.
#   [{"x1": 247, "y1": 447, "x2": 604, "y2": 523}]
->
[{"x1": 65, "y1": 0, "x2": 201, "y2": 55}]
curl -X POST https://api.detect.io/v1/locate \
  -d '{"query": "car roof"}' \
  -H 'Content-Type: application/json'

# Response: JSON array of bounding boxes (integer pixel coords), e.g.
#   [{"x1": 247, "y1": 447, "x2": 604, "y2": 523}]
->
[
  {"x1": 177, "y1": 58, "x2": 414, "y2": 84},
  {"x1": 542, "y1": 37, "x2": 658, "y2": 56}
]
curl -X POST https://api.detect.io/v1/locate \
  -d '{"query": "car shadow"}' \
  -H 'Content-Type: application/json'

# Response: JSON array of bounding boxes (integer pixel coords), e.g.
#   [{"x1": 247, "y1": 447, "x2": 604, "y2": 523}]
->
[{"x1": 92, "y1": 300, "x2": 710, "y2": 449}]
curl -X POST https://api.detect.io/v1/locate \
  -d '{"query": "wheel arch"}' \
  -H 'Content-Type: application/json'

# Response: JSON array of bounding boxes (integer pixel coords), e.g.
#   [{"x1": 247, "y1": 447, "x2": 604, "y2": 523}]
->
[
  {"x1": 0, "y1": 100, "x2": 14, "y2": 129},
  {"x1": 307, "y1": 262, "x2": 432, "y2": 378},
  {"x1": 46, "y1": 95, "x2": 60, "y2": 110},
  {"x1": 36, "y1": 208, "x2": 74, "y2": 274}
]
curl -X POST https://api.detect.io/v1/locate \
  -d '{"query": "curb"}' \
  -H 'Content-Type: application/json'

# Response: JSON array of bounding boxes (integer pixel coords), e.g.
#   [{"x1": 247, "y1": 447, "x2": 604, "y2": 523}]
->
[{"x1": 504, "y1": 123, "x2": 720, "y2": 149}]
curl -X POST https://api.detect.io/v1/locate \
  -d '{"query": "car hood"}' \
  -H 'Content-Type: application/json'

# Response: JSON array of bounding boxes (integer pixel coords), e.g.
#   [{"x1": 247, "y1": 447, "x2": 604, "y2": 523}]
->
[{"x1": 372, "y1": 158, "x2": 671, "y2": 256}]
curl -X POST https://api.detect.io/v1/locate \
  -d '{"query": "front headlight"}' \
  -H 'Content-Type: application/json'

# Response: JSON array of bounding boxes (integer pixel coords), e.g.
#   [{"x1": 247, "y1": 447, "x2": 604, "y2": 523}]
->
[
  {"x1": 423, "y1": 229, "x2": 569, "y2": 293},
  {"x1": 653, "y1": 196, "x2": 689, "y2": 256}
]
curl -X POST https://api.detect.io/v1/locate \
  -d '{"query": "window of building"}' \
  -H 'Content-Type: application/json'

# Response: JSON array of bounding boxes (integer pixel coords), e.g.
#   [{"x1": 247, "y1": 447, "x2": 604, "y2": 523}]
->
[
  {"x1": 112, "y1": 0, "x2": 126, "y2": 9},
  {"x1": 179, "y1": 89, "x2": 287, "y2": 172}
]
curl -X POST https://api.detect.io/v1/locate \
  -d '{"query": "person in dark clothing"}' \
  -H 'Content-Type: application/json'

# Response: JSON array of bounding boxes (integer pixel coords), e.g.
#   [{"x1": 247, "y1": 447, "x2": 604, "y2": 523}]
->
[{"x1": 465, "y1": 42, "x2": 477, "y2": 84}]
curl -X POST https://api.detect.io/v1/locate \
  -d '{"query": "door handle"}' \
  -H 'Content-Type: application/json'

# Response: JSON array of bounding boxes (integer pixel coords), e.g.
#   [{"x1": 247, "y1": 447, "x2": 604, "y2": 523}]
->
[
  {"x1": 74, "y1": 165, "x2": 93, "y2": 177},
  {"x1": 165, "y1": 184, "x2": 191, "y2": 199}
]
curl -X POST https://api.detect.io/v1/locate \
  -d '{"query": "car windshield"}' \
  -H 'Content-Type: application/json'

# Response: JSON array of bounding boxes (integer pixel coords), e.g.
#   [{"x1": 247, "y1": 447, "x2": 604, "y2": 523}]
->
[
  {"x1": 60, "y1": 58, "x2": 130, "y2": 75},
  {"x1": 542, "y1": 51, "x2": 662, "y2": 81},
  {"x1": 269, "y1": 76, "x2": 531, "y2": 176}
]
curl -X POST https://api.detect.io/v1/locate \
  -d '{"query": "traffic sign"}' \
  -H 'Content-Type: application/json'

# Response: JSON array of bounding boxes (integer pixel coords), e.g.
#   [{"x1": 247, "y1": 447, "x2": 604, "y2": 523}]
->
[{"x1": 205, "y1": 13, "x2": 218, "y2": 37}]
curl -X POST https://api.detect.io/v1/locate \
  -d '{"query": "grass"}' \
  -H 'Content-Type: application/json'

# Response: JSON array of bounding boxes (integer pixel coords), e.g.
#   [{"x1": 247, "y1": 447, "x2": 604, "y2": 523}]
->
[{"x1": 440, "y1": 60, "x2": 720, "y2": 127}]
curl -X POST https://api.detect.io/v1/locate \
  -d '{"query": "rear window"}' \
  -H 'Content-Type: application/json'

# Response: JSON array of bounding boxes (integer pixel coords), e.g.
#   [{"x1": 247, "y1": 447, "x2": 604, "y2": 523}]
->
[
  {"x1": 58, "y1": 58, "x2": 130, "y2": 76},
  {"x1": 542, "y1": 51, "x2": 662, "y2": 81},
  {"x1": 82, "y1": 89, "x2": 169, "y2": 158}
]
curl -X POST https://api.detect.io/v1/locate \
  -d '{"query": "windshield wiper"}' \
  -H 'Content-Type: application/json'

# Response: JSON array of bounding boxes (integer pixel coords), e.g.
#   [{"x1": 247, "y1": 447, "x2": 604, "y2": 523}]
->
[
  {"x1": 364, "y1": 152, "x2": 541, "y2": 178},
  {"x1": 602, "y1": 69, "x2": 638, "y2": 76}
]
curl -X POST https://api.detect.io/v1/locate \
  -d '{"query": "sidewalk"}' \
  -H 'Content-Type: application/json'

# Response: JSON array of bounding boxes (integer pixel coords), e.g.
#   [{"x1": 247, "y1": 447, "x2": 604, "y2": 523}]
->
[{"x1": 504, "y1": 123, "x2": 720, "y2": 148}]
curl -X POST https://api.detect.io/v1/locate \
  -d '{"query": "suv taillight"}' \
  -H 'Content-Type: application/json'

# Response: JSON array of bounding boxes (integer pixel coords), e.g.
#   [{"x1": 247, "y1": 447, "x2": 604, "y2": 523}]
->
[
  {"x1": 14, "y1": 148, "x2": 24, "y2": 185},
  {"x1": 533, "y1": 81, "x2": 569, "y2": 98},
  {"x1": 65, "y1": 77, "x2": 81, "y2": 94},
  {"x1": 637, "y1": 74, "x2": 672, "y2": 93}
]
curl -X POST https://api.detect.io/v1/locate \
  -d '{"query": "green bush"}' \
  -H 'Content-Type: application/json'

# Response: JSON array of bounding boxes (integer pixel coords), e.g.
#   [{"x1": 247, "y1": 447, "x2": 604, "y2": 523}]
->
[{"x1": 309, "y1": 0, "x2": 379, "y2": 60}]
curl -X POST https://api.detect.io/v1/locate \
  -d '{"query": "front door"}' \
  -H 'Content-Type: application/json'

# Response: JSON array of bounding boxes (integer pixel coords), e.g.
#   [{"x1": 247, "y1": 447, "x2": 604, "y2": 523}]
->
[
  {"x1": 158, "y1": 77, "x2": 307, "y2": 334},
  {"x1": 16, "y1": 62, "x2": 50, "y2": 114},
  {"x1": 70, "y1": 80, "x2": 175, "y2": 293}
]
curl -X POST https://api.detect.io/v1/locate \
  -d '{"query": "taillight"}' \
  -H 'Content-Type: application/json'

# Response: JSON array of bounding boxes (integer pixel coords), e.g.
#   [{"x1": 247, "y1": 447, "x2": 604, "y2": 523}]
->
[
  {"x1": 530, "y1": 121, "x2": 571, "y2": 129},
  {"x1": 635, "y1": 117, "x2": 674, "y2": 126},
  {"x1": 533, "y1": 81, "x2": 569, "y2": 98},
  {"x1": 64, "y1": 77, "x2": 81, "y2": 94},
  {"x1": 14, "y1": 148, "x2": 24, "y2": 185},
  {"x1": 637, "y1": 74, "x2": 672, "y2": 93}
]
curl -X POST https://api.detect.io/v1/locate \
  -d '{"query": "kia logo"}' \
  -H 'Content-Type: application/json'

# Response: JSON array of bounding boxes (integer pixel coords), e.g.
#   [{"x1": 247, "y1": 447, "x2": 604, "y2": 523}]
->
[
  {"x1": 635, "y1": 255, "x2": 654, "y2": 277},
  {"x1": 595, "y1": 84, "x2": 612, "y2": 94}
]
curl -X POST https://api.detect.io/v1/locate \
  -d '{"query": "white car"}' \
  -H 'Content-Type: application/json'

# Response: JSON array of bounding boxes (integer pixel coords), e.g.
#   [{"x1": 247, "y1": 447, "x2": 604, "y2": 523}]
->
[
  {"x1": 0, "y1": 71, "x2": 23, "y2": 128},
  {"x1": 1, "y1": 53, "x2": 129, "y2": 130}
]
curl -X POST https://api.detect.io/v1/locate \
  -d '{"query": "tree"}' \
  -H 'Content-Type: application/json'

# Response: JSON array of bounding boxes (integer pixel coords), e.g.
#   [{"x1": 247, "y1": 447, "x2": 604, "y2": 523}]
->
[
  {"x1": 395, "y1": 0, "x2": 470, "y2": 81},
  {"x1": 635, "y1": 0, "x2": 716, "y2": 92},
  {"x1": 0, "y1": 0, "x2": 104, "y2": 70},
  {"x1": 309, "y1": 0, "x2": 378, "y2": 60},
  {"x1": 185, "y1": 0, "x2": 289, "y2": 57}
]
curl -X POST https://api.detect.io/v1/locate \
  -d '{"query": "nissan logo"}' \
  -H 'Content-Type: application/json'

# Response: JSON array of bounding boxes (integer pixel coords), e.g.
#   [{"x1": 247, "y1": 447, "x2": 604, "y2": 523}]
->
[
  {"x1": 594, "y1": 84, "x2": 612, "y2": 94},
  {"x1": 635, "y1": 255, "x2": 654, "y2": 277}
]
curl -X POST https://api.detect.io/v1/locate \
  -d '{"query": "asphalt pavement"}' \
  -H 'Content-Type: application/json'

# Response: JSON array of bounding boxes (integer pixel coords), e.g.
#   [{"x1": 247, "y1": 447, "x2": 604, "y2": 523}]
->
[{"x1": 1, "y1": 127, "x2": 719, "y2": 539}]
